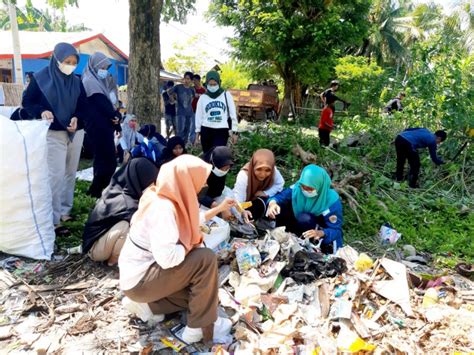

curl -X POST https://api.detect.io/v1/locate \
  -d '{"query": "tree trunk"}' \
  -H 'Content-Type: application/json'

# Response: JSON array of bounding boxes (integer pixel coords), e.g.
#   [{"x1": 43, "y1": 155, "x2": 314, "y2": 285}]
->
[
  {"x1": 280, "y1": 73, "x2": 296, "y2": 120},
  {"x1": 128, "y1": 0, "x2": 163, "y2": 131}
]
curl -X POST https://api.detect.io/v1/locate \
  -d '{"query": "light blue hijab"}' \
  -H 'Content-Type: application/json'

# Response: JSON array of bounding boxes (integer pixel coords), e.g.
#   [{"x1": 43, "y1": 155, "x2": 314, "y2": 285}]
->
[
  {"x1": 292, "y1": 165, "x2": 339, "y2": 217},
  {"x1": 33, "y1": 42, "x2": 81, "y2": 130}
]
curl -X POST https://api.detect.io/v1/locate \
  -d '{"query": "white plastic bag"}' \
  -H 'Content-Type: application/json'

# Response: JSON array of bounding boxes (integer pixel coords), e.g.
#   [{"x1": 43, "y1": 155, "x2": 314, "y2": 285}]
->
[
  {"x1": 201, "y1": 214, "x2": 230, "y2": 253},
  {"x1": 0, "y1": 116, "x2": 55, "y2": 260}
]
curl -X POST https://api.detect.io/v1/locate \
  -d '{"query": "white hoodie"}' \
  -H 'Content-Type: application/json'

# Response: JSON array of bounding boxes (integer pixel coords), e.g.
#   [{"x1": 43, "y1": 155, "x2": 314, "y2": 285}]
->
[{"x1": 195, "y1": 91, "x2": 238, "y2": 133}]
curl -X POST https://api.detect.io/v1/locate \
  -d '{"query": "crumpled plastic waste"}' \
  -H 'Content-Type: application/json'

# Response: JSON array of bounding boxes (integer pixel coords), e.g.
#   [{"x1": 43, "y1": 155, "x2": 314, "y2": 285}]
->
[
  {"x1": 236, "y1": 245, "x2": 261, "y2": 274},
  {"x1": 354, "y1": 253, "x2": 374, "y2": 272},
  {"x1": 379, "y1": 223, "x2": 401, "y2": 244},
  {"x1": 282, "y1": 250, "x2": 347, "y2": 284},
  {"x1": 372, "y1": 258, "x2": 414, "y2": 316}
]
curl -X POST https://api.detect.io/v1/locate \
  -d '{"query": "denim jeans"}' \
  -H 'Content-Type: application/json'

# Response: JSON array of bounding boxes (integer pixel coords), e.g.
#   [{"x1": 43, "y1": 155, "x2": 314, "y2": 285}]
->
[
  {"x1": 189, "y1": 113, "x2": 196, "y2": 144},
  {"x1": 176, "y1": 114, "x2": 193, "y2": 145}
]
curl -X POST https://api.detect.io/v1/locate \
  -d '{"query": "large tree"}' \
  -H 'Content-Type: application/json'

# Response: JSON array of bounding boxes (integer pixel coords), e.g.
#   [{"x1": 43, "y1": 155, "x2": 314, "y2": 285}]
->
[
  {"x1": 128, "y1": 0, "x2": 196, "y2": 130},
  {"x1": 209, "y1": 0, "x2": 371, "y2": 117}
]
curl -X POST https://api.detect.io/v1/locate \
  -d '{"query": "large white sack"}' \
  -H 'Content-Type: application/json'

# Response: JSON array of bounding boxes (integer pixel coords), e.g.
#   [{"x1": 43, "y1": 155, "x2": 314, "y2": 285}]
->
[{"x1": 0, "y1": 116, "x2": 55, "y2": 260}]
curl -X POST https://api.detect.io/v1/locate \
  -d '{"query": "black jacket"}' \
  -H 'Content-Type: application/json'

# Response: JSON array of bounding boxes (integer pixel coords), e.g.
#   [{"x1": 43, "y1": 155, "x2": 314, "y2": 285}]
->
[{"x1": 22, "y1": 76, "x2": 88, "y2": 130}]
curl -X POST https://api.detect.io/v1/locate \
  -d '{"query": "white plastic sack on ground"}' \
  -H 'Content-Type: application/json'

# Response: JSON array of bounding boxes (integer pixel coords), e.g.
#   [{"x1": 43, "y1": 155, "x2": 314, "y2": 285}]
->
[{"x1": 0, "y1": 116, "x2": 55, "y2": 260}]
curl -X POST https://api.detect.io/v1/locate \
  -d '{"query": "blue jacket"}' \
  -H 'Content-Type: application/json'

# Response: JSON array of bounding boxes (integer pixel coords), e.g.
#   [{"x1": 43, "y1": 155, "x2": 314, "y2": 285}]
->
[
  {"x1": 269, "y1": 187, "x2": 344, "y2": 248},
  {"x1": 399, "y1": 128, "x2": 444, "y2": 165}
]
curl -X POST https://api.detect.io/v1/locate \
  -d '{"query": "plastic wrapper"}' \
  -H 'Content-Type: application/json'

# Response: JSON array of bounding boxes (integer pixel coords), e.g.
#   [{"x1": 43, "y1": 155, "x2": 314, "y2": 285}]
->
[{"x1": 236, "y1": 245, "x2": 261, "y2": 274}]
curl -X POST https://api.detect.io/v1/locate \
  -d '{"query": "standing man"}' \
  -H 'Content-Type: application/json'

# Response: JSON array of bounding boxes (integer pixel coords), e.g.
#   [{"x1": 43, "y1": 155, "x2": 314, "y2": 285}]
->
[
  {"x1": 191, "y1": 74, "x2": 206, "y2": 145},
  {"x1": 318, "y1": 100, "x2": 335, "y2": 146},
  {"x1": 394, "y1": 128, "x2": 447, "y2": 188},
  {"x1": 168, "y1": 72, "x2": 195, "y2": 145},
  {"x1": 321, "y1": 80, "x2": 349, "y2": 108},
  {"x1": 384, "y1": 92, "x2": 406, "y2": 114},
  {"x1": 162, "y1": 81, "x2": 177, "y2": 139}
]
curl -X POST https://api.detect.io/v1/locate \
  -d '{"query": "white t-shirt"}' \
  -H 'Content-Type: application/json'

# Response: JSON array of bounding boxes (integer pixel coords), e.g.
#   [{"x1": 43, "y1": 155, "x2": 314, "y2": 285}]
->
[
  {"x1": 232, "y1": 168, "x2": 285, "y2": 203},
  {"x1": 119, "y1": 196, "x2": 205, "y2": 290},
  {"x1": 195, "y1": 91, "x2": 238, "y2": 132}
]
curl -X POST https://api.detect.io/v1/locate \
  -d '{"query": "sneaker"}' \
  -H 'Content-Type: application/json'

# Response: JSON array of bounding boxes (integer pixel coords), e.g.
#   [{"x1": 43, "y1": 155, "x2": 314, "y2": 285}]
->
[
  {"x1": 181, "y1": 317, "x2": 232, "y2": 344},
  {"x1": 122, "y1": 297, "x2": 164, "y2": 322}
]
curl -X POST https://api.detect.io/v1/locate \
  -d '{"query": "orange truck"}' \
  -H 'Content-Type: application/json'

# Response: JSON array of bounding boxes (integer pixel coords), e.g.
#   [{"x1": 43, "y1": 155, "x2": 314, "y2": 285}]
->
[{"x1": 228, "y1": 84, "x2": 280, "y2": 122}]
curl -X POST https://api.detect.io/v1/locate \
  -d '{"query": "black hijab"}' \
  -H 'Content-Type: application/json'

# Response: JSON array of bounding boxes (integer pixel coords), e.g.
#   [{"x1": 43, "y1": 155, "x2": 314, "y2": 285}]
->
[
  {"x1": 199, "y1": 146, "x2": 233, "y2": 203},
  {"x1": 159, "y1": 136, "x2": 186, "y2": 165},
  {"x1": 82, "y1": 158, "x2": 159, "y2": 253},
  {"x1": 34, "y1": 42, "x2": 81, "y2": 130}
]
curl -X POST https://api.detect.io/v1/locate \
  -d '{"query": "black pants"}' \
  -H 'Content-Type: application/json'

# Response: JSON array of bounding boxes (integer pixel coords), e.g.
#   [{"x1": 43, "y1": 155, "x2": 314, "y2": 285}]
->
[
  {"x1": 200, "y1": 126, "x2": 229, "y2": 154},
  {"x1": 395, "y1": 135, "x2": 420, "y2": 188},
  {"x1": 88, "y1": 128, "x2": 117, "y2": 198},
  {"x1": 319, "y1": 129, "x2": 330, "y2": 146}
]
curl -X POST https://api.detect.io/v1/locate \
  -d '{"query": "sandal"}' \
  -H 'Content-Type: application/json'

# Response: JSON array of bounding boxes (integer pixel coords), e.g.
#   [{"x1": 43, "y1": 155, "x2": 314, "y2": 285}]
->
[
  {"x1": 60, "y1": 215, "x2": 74, "y2": 222},
  {"x1": 55, "y1": 225, "x2": 71, "y2": 237}
]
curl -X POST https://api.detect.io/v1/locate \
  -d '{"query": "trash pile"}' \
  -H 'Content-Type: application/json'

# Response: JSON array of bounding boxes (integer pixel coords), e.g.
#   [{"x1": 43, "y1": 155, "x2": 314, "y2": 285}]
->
[
  {"x1": 212, "y1": 227, "x2": 474, "y2": 354},
  {"x1": 0, "y1": 226, "x2": 473, "y2": 354}
]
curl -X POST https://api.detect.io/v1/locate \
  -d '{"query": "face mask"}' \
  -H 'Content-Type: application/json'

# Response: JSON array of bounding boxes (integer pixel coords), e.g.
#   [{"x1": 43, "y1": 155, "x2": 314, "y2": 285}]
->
[
  {"x1": 128, "y1": 121, "x2": 137, "y2": 130},
  {"x1": 207, "y1": 84, "x2": 219, "y2": 93},
  {"x1": 97, "y1": 69, "x2": 108, "y2": 79},
  {"x1": 302, "y1": 189, "x2": 318, "y2": 198},
  {"x1": 212, "y1": 166, "x2": 228, "y2": 177},
  {"x1": 57, "y1": 61, "x2": 77, "y2": 75}
]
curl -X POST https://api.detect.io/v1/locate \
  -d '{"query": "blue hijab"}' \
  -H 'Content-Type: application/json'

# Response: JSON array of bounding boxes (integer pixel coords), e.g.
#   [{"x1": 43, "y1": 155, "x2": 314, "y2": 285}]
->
[
  {"x1": 292, "y1": 165, "x2": 339, "y2": 217},
  {"x1": 33, "y1": 42, "x2": 81, "y2": 130}
]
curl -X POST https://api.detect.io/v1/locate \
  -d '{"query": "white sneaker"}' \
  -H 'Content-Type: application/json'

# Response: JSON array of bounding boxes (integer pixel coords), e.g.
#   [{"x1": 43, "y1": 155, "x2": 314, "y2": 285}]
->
[
  {"x1": 122, "y1": 297, "x2": 164, "y2": 323},
  {"x1": 181, "y1": 317, "x2": 232, "y2": 344}
]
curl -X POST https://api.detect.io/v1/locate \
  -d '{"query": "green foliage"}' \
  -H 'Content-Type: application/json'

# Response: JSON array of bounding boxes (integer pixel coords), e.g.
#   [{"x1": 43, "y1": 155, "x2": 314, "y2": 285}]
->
[
  {"x1": 162, "y1": 0, "x2": 196, "y2": 24},
  {"x1": 0, "y1": 0, "x2": 89, "y2": 32},
  {"x1": 402, "y1": 31, "x2": 474, "y2": 151},
  {"x1": 58, "y1": 180, "x2": 95, "y2": 249},
  {"x1": 163, "y1": 34, "x2": 211, "y2": 75},
  {"x1": 335, "y1": 55, "x2": 385, "y2": 113},
  {"x1": 209, "y1": 0, "x2": 371, "y2": 102},
  {"x1": 219, "y1": 61, "x2": 253, "y2": 90}
]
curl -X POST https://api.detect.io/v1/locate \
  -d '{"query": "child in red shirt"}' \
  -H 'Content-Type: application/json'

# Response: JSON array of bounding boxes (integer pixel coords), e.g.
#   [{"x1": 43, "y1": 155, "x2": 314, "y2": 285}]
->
[{"x1": 318, "y1": 101, "x2": 335, "y2": 146}]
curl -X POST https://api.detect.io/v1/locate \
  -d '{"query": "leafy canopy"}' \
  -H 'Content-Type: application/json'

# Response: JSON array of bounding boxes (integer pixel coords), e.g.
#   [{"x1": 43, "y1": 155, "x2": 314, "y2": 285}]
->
[{"x1": 209, "y1": 0, "x2": 372, "y2": 86}]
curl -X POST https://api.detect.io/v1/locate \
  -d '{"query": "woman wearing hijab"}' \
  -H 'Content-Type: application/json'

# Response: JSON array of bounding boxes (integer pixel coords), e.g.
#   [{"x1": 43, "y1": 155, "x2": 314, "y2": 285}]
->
[
  {"x1": 198, "y1": 146, "x2": 234, "y2": 209},
  {"x1": 157, "y1": 136, "x2": 186, "y2": 166},
  {"x1": 82, "y1": 158, "x2": 158, "y2": 265},
  {"x1": 233, "y1": 149, "x2": 285, "y2": 223},
  {"x1": 194, "y1": 71, "x2": 239, "y2": 154},
  {"x1": 82, "y1": 52, "x2": 122, "y2": 198},
  {"x1": 22, "y1": 42, "x2": 87, "y2": 233},
  {"x1": 119, "y1": 155, "x2": 235, "y2": 344},
  {"x1": 120, "y1": 114, "x2": 139, "y2": 164},
  {"x1": 267, "y1": 165, "x2": 343, "y2": 253}
]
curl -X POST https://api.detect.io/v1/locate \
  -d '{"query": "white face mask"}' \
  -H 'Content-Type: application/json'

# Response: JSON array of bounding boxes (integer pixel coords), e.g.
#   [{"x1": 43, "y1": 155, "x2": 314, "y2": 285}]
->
[
  {"x1": 212, "y1": 166, "x2": 228, "y2": 177},
  {"x1": 97, "y1": 69, "x2": 109, "y2": 79},
  {"x1": 207, "y1": 84, "x2": 219, "y2": 93},
  {"x1": 302, "y1": 189, "x2": 318, "y2": 198},
  {"x1": 57, "y1": 61, "x2": 77, "y2": 75}
]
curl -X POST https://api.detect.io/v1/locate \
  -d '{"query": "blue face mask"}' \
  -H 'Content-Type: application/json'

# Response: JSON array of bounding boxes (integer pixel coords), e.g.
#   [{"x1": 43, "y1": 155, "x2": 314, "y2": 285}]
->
[
  {"x1": 207, "y1": 84, "x2": 219, "y2": 93},
  {"x1": 97, "y1": 69, "x2": 108, "y2": 79}
]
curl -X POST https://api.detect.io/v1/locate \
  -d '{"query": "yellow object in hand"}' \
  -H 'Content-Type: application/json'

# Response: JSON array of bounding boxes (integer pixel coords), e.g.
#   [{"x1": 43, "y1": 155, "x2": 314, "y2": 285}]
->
[{"x1": 236, "y1": 201, "x2": 253, "y2": 213}]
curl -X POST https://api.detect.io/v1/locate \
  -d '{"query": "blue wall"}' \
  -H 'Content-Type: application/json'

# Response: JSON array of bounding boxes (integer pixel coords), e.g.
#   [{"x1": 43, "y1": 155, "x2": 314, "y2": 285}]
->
[{"x1": 18, "y1": 54, "x2": 128, "y2": 85}]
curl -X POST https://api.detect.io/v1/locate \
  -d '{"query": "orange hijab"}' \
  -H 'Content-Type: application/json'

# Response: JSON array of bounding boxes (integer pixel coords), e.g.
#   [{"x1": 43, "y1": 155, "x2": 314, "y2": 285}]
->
[
  {"x1": 242, "y1": 149, "x2": 276, "y2": 201},
  {"x1": 132, "y1": 155, "x2": 212, "y2": 252}
]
